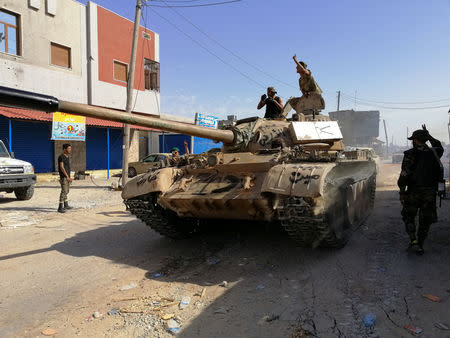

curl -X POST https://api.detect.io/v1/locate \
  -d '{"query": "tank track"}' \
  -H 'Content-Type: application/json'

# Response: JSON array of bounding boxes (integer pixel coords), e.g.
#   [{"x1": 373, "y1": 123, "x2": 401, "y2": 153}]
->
[
  {"x1": 277, "y1": 197, "x2": 337, "y2": 248},
  {"x1": 124, "y1": 193, "x2": 197, "y2": 239},
  {"x1": 277, "y1": 176, "x2": 376, "y2": 248}
]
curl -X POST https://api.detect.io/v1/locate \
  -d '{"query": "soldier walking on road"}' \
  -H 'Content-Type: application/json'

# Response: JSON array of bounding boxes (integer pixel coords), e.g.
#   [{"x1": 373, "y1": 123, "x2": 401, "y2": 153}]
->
[
  {"x1": 57, "y1": 143, "x2": 73, "y2": 213},
  {"x1": 398, "y1": 125, "x2": 444, "y2": 255}
]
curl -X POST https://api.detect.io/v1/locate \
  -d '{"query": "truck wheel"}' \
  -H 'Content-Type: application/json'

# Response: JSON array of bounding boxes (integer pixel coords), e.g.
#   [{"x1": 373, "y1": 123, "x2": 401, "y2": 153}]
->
[
  {"x1": 14, "y1": 185, "x2": 34, "y2": 200},
  {"x1": 128, "y1": 167, "x2": 137, "y2": 178}
]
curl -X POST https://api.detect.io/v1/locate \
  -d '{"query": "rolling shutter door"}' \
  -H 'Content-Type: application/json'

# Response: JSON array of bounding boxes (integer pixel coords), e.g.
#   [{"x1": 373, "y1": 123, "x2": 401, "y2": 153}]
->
[
  {"x1": 86, "y1": 126, "x2": 107, "y2": 170},
  {"x1": 0, "y1": 116, "x2": 9, "y2": 148},
  {"x1": 108, "y1": 128, "x2": 123, "y2": 169},
  {"x1": 86, "y1": 127, "x2": 123, "y2": 170},
  {"x1": 12, "y1": 120, "x2": 53, "y2": 173}
]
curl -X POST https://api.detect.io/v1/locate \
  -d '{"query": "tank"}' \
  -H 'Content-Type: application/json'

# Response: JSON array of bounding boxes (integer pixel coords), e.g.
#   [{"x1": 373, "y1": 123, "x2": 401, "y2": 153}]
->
[{"x1": 0, "y1": 86, "x2": 377, "y2": 248}]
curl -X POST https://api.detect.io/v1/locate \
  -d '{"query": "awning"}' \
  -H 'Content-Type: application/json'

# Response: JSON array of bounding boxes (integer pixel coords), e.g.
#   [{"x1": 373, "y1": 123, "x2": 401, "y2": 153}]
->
[{"x1": 0, "y1": 106, "x2": 156, "y2": 131}]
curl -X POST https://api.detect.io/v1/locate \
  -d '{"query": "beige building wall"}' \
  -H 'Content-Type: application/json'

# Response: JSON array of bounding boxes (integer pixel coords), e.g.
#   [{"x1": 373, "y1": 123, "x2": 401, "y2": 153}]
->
[{"x1": 0, "y1": 0, "x2": 87, "y2": 103}]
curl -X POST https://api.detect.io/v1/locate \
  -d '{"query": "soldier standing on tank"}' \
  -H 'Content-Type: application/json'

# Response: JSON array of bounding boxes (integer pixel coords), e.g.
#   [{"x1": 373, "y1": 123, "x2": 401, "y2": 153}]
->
[
  {"x1": 257, "y1": 86, "x2": 283, "y2": 119},
  {"x1": 398, "y1": 125, "x2": 444, "y2": 255},
  {"x1": 57, "y1": 143, "x2": 74, "y2": 213}
]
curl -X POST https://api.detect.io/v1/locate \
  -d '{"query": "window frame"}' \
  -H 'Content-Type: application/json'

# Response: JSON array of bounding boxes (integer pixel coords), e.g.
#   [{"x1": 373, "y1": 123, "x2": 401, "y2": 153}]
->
[
  {"x1": 0, "y1": 8, "x2": 21, "y2": 56},
  {"x1": 113, "y1": 60, "x2": 128, "y2": 83},
  {"x1": 144, "y1": 58, "x2": 160, "y2": 92},
  {"x1": 50, "y1": 42, "x2": 71, "y2": 69}
]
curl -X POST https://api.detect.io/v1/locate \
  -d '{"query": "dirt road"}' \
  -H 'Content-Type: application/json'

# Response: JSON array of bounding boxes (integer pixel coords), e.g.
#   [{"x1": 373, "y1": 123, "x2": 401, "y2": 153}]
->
[{"x1": 1, "y1": 165, "x2": 449, "y2": 338}]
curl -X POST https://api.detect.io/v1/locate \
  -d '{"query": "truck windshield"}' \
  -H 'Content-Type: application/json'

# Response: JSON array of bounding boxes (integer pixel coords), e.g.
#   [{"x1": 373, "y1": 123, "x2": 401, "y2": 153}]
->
[{"x1": 0, "y1": 142, "x2": 10, "y2": 157}]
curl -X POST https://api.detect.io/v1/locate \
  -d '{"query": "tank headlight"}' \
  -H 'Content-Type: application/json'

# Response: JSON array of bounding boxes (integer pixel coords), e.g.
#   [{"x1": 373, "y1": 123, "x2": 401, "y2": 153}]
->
[{"x1": 23, "y1": 164, "x2": 34, "y2": 174}]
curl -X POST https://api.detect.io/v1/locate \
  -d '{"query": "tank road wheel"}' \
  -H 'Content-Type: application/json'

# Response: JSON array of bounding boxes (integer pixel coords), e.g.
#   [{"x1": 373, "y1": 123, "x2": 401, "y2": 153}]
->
[
  {"x1": 125, "y1": 193, "x2": 198, "y2": 239},
  {"x1": 128, "y1": 167, "x2": 137, "y2": 178}
]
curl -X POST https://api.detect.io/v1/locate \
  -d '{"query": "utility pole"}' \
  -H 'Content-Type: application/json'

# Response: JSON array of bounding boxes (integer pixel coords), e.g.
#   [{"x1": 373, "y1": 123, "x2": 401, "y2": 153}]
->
[
  {"x1": 383, "y1": 119, "x2": 389, "y2": 158},
  {"x1": 337, "y1": 91, "x2": 341, "y2": 111},
  {"x1": 122, "y1": 0, "x2": 143, "y2": 186},
  {"x1": 406, "y1": 127, "x2": 409, "y2": 147}
]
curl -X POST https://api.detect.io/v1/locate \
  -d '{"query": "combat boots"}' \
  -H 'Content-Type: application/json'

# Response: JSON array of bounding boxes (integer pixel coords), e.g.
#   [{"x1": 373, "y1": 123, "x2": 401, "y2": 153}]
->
[
  {"x1": 58, "y1": 203, "x2": 66, "y2": 213},
  {"x1": 64, "y1": 201, "x2": 73, "y2": 210}
]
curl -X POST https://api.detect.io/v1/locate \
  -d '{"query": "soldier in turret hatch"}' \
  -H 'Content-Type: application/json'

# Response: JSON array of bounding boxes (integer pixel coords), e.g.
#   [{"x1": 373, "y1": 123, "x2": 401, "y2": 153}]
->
[
  {"x1": 398, "y1": 125, "x2": 444, "y2": 255},
  {"x1": 257, "y1": 86, "x2": 284, "y2": 119},
  {"x1": 287, "y1": 55, "x2": 325, "y2": 119}
]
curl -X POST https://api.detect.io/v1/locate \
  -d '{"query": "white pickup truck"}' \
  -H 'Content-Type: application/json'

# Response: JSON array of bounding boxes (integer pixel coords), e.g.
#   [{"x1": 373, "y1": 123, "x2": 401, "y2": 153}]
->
[{"x1": 0, "y1": 140, "x2": 36, "y2": 200}]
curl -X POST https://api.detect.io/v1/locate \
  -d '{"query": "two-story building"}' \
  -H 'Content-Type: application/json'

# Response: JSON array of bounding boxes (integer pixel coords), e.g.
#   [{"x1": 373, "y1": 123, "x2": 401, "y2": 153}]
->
[{"x1": 0, "y1": 0, "x2": 161, "y2": 173}]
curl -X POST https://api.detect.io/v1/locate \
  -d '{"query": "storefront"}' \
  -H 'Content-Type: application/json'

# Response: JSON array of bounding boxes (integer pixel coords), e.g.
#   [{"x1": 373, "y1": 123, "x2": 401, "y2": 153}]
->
[{"x1": 0, "y1": 107, "x2": 135, "y2": 173}]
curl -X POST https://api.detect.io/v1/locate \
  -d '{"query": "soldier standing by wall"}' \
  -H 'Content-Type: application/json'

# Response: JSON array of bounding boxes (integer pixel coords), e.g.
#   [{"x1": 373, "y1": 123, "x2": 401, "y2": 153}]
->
[
  {"x1": 57, "y1": 143, "x2": 73, "y2": 213},
  {"x1": 398, "y1": 125, "x2": 444, "y2": 255}
]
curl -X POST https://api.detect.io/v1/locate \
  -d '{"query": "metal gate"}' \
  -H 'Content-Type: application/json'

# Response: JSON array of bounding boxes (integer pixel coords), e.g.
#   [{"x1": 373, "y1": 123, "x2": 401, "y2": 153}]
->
[{"x1": 11, "y1": 119, "x2": 54, "y2": 173}]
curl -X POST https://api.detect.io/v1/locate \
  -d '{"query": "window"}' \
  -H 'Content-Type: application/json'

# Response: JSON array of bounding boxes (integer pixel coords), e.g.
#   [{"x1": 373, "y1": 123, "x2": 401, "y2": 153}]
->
[
  {"x1": 114, "y1": 61, "x2": 128, "y2": 82},
  {"x1": 144, "y1": 59, "x2": 160, "y2": 91},
  {"x1": 143, "y1": 155, "x2": 157, "y2": 163},
  {"x1": 50, "y1": 42, "x2": 71, "y2": 68},
  {"x1": 0, "y1": 9, "x2": 20, "y2": 56}
]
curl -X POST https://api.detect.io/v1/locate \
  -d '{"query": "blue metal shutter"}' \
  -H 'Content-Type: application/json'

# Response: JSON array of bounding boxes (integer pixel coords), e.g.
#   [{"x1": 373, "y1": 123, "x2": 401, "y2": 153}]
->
[
  {"x1": 109, "y1": 128, "x2": 123, "y2": 169},
  {"x1": 0, "y1": 116, "x2": 9, "y2": 148},
  {"x1": 12, "y1": 120, "x2": 54, "y2": 173},
  {"x1": 86, "y1": 126, "x2": 107, "y2": 170},
  {"x1": 159, "y1": 134, "x2": 190, "y2": 154},
  {"x1": 193, "y1": 136, "x2": 222, "y2": 154}
]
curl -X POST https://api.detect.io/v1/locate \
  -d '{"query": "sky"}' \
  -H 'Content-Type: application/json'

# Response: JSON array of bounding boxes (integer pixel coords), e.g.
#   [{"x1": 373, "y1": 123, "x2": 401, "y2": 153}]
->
[{"x1": 77, "y1": 0, "x2": 450, "y2": 144}]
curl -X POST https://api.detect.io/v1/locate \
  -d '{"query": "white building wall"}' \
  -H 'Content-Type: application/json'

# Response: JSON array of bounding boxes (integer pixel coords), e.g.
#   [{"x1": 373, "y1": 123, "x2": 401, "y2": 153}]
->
[{"x1": 0, "y1": 0, "x2": 87, "y2": 103}]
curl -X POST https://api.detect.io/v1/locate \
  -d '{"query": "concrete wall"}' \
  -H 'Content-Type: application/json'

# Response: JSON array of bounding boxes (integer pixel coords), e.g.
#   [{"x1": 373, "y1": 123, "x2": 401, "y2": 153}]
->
[
  {"x1": 54, "y1": 139, "x2": 86, "y2": 173},
  {"x1": 0, "y1": 0, "x2": 88, "y2": 103},
  {"x1": 86, "y1": 2, "x2": 160, "y2": 116}
]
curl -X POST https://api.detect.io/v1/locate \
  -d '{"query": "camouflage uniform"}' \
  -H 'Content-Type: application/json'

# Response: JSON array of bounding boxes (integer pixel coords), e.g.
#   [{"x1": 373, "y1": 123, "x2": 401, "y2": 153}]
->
[
  {"x1": 288, "y1": 71, "x2": 325, "y2": 116},
  {"x1": 398, "y1": 136, "x2": 443, "y2": 247}
]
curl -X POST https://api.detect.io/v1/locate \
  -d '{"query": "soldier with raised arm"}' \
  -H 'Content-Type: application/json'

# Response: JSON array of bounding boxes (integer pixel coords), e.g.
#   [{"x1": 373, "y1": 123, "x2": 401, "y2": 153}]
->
[{"x1": 285, "y1": 55, "x2": 325, "y2": 119}]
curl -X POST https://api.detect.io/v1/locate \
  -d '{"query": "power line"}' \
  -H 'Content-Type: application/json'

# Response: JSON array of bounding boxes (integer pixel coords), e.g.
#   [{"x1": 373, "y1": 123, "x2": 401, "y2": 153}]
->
[
  {"x1": 339, "y1": 96, "x2": 449, "y2": 110},
  {"x1": 145, "y1": 0, "x2": 242, "y2": 8},
  {"x1": 340, "y1": 92, "x2": 450, "y2": 105},
  {"x1": 157, "y1": 0, "x2": 298, "y2": 91},
  {"x1": 149, "y1": 0, "x2": 216, "y2": 2},
  {"x1": 149, "y1": 7, "x2": 266, "y2": 88}
]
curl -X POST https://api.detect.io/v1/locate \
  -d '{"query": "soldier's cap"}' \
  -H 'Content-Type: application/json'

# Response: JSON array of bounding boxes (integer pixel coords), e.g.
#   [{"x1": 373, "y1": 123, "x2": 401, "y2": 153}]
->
[
  {"x1": 267, "y1": 86, "x2": 277, "y2": 93},
  {"x1": 407, "y1": 129, "x2": 428, "y2": 141},
  {"x1": 170, "y1": 147, "x2": 180, "y2": 152},
  {"x1": 299, "y1": 61, "x2": 307, "y2": 69}
]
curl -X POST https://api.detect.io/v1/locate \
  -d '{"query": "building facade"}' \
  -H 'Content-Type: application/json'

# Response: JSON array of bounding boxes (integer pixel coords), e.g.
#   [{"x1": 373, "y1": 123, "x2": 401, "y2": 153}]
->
[
  {"x1": 0, "y1": 0, "x2": 161, "y2": 173},
  {"x1": 329, "y1": 110, "x2": 380, "y2": 148}
]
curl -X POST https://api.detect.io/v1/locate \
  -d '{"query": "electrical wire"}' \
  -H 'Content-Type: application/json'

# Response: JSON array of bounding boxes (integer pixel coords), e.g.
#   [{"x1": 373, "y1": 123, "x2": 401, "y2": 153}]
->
[
  {"x1": 149, "y1": 0, "x2": 217, "y2": 2},
  {"x1": 339, "y1": 96, "x2": 449, "y2": 110},
  {"x1": 340, "y1": 92, "x2": 450, "y2": 105},
  {"x1": 145, "y1": 0, "x2": 242, "y2": 8},
  {"x1": 149, "y1": 7, "x2": 266, "y2": 88},
  {"x1": 156, "y1": 0, "x2": 299, "y2": 91}
]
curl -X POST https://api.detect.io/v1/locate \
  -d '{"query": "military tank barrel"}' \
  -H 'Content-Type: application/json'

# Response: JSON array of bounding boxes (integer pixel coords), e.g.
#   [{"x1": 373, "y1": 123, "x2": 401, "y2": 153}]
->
[{"x1": 0, "y1": 86, "x2": 235, "y2": 144}]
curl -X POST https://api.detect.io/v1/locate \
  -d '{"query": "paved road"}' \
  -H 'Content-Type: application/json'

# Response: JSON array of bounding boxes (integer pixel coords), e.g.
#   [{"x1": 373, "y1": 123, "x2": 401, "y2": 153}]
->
[{"x1": 1, "y1": 166, "x2": 449, "y2": 337}]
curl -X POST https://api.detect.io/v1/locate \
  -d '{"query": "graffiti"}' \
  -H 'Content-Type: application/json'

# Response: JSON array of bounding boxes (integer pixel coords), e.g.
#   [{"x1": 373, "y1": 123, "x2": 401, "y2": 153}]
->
[{"x1": 289, "y1": 172, "x2": 320, "y2": 184}]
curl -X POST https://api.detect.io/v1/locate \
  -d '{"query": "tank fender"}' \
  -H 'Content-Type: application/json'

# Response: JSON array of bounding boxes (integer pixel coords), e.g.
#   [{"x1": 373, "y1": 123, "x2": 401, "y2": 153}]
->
[
  {"x1": 121, "y1": 167, "x2": 184, "y2": 200},
  {"x1": 261, "y1": 163, "x2": 336, "y2": 198}
]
